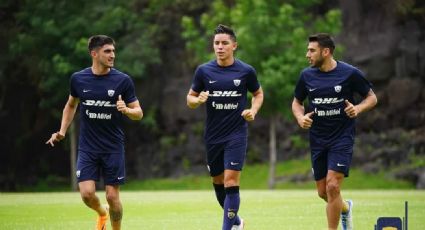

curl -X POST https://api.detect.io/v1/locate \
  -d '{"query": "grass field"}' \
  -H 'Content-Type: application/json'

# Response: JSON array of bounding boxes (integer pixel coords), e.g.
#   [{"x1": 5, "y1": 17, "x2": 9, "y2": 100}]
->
[
  {"x1": 1, "y1": 190, "x2": 424, "y2": 229},
  {"x1": 22, "y1": 158, "x2": 414, "y2": 192},
  {"x1": 122, "y1": 158, "x2": 414, "y2": 191}
]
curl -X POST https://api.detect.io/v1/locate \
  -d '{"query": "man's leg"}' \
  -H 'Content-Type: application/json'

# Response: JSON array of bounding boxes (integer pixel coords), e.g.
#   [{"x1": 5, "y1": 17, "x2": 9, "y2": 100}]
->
[
  {"x1": 315, "y1": 177, "x2": 327, "y2": 202},
  {"x1": 105, "y1": 185, "x2": 123, "y2": 230},
  {"x1": 213, "y1": 172, "x2": 242, "y2": 229},
  {"x1": 213, "y1": 173, "x2": 225, "y2": 207},
  {"x1": 79, "y1": 180, "x2": 108, "y2": 230},
  {"x1": 222, "y1": 169, "x2": 241, "y2": 230},
  {"x1": 105, "y1": 185, "x2": 122, "y2": 230},
  {"x1": 325, "y1": 170, "x2": 345, "y2": 230},
  {"x1": 317, "y1": 175, "x2": 349, "y2": 230},
  {"x1": 79, "y1": 180, "x2": 108, "y2": 216}
]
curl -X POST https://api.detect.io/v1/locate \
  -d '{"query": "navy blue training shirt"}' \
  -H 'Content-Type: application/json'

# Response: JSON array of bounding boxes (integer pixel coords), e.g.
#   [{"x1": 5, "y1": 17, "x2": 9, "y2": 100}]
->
[
  {"x1": 191, "y1": 59, "x2": 260, "y2": 144},
  {"x1": 70, "y1": 67, "x2": 138, "y2": 154},
  {"x1": 294, "y1": 61, "x2": 372, "y2": 145}
]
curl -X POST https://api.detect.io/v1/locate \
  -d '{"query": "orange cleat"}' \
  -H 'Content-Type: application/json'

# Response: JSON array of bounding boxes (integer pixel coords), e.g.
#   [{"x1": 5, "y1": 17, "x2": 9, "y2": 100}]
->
[{"x1": 96, "y1": 205, "x2": 109, "y2": 230}]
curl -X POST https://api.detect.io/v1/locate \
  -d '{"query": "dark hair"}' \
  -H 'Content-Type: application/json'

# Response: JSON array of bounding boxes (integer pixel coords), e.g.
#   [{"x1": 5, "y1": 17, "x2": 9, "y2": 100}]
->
[
  {"x1": 88, "y1": 35, "x2": 115, "y2": 52},
  {"x1": 214, "y1": 24, "x2": 236, "y2": 42},
  {"x1": 308, "y1": 33, "x2": 335, "y2": 54}
]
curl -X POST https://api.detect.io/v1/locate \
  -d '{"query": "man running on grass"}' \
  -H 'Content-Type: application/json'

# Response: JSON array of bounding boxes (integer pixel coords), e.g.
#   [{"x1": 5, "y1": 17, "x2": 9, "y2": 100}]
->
[
  {"x1": 46, "y1": 35, "x2": 143, "y2": 230},
  {"x1": 292, "y1": 33, "x2": 377, "y2": 230},
  {"x1": 187, "y1": 24, "x2": 263, "y2": 230}
]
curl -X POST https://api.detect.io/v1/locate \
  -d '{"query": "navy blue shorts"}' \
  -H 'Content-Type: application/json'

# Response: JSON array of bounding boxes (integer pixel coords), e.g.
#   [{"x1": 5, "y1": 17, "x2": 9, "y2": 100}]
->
[
  {"x1": 76, "y1": 151, "x2": 126, "y2": 185},
  {"x1": 310, "y1": 137, "x2": 353, "y2": 181},
  {"x1": 206, "y1": 137, "x2": 247, "y2": 177}
]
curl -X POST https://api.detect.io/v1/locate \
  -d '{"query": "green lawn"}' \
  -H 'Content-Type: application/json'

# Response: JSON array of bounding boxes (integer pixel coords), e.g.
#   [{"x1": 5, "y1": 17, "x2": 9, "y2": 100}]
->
[
  {"x1": 123, "y1": 158, "x2": 414, "y2": 190},
  {"x1": 1, "y1": 190, "x2": 424, "y2": 229},
  {"x1": 21, "y1": 158, "x2": 414, "y2": 192}
]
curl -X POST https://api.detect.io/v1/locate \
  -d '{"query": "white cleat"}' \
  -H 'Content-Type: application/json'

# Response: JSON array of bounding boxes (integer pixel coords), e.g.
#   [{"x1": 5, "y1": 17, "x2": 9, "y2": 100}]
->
[
  {"x1": 231, "y1": 218, "x2": 244, "y2": 230},
  {"x1": 341, "y1": 200, "x2": 353, "y2": 230}
]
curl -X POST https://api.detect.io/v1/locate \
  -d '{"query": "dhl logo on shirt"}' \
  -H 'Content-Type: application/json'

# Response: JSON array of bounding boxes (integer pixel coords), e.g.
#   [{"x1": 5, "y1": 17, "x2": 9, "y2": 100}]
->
[
  {"x1": 312, "y1": 97, "x2": 344, "y2": 104},
  {"x1": 82, "y1": 100, "x2": 116, "y2": 107},
  {"x1": 209, "y1": 91, "x2": 242, "y2": 97}
]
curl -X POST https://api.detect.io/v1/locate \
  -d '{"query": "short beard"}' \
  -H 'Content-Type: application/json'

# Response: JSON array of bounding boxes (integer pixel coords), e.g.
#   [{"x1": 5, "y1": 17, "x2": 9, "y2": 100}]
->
[
  {"x1": 312, "y1": 56, "x2": 324, "y2": 68},
  {"x1": 101, "y1": 62, "x2": 114, "y2": 68}
]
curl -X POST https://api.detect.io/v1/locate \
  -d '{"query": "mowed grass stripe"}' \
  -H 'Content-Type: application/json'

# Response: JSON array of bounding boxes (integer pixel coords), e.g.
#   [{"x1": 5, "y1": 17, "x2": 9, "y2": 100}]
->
[{"x1": 0, "y1": 190, "x2": 424, "y2": 230}]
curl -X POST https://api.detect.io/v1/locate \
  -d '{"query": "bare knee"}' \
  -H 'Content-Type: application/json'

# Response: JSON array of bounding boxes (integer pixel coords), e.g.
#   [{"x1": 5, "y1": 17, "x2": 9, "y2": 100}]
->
[
  {"x1": 105, "y1": 185, "x2": 121, "y2": 209},
  {"x1": 223, "y1": 170, "x2": 240, "y2": 187},
  {"x1": 105, "y1": 188, "x2": 123, "y2": 222},
  {"x1": 78, "y1": 181, "x2": 97, "y2": 204},
  {"x1": 106, "y1": 191, "x2": 120, "y2": 205},
  {"x1": 315, "y1": 178, "x2": 327, "y2": 201},
  {"x1": 80, "y1": 189, "x2": 96, "y2": 204},
  {"x1": 326, "y1": 182, "x2": 341, "y2": 199},
  {"x1": 212, "y1": 173, "x2": 224, "y2": 184},
  {"x1": 325, "y1": 171, "x2": 344, "y2": 200},
  {"x1": 224, "y1": 177, "x2": 239, "y2": 187},
  {"x1": 318, "y1": 190, "x2": 327, "y2": 201}
]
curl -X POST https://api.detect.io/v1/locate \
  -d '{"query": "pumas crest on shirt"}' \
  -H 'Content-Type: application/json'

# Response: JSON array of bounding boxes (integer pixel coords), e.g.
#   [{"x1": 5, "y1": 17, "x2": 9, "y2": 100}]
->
[
  {"x1": 334, "y1": 85, "x2": 342, "y2": 93},
  {"x1": 108, "y1": 90, "x2": 115, "y2": 97},
  {"x1": 233, "y1": 79, "x2": 241, "y2": 86}
]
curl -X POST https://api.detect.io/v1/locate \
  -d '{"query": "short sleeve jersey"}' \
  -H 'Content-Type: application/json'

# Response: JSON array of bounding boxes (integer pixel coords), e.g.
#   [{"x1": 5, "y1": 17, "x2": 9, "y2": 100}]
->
[
  {"x1": 70, "y1": 67, "x2": 138, "y2": 154},
  {"x1": 191, "y1": 59, "x2": 260, "y2": 144},
  {"x1": 294, "y1": 61, "x2": 372, "y2": 145}
]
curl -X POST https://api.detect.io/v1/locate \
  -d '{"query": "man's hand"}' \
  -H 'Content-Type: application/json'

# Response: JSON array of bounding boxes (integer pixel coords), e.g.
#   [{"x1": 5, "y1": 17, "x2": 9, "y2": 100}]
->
[
  {"x1": 344, "y1": 100, "x2": 358, "y2": 118},
  {"x1": 241, "y1": 109, "x2": 257, "y2": 121},
  {"x1": 117, "y1": 95, "x2": 128, "y2": 114},
  {"x1": 297, "y1": 111, "x2": 314, "y2": 129},
  {"x1": 198, "y1": 91, "x2": 209, "y2": 104},
  {"x1": 45, "y1": 132, "x2": 65, "y2": 147}
]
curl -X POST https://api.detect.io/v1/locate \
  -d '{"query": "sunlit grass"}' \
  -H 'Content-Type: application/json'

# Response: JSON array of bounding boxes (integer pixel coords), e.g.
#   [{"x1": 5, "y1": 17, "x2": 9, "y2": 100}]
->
[
  {"x1": 0, "y1": 190, "x2": 424, "y2": 229},
  {"x1": 124, "y1": 158, "x2": 414, "y2": 190}
]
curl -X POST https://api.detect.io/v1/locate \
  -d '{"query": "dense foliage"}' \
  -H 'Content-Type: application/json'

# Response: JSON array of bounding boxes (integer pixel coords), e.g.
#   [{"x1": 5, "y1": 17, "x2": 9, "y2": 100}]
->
[
  {"x1": 182, "y1": 0, "x2": 341, "y2": 117},
  {"x1": 1, "y1": 0, "x2": 423, "y2": 191}
]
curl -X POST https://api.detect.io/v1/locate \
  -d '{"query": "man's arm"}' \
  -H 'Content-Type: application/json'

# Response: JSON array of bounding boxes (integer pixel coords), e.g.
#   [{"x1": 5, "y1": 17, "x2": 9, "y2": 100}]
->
[
  {"x1": 292, "y1": 97, "x2": 314, "y2": 129},
  {"x1": 187, "y1": 89, "x2": 209, "y2": 109},
  {"x1": 46, "y1": 95, "x2": 79, "y2": 146},
  {"x1": 344, "y1": 89, "x2": 378, "y2": 118},
  {"x1": 241, "y1": 87, "x2": 264, "y2": 121},
  {"x1": 117, "y1": 95, "x2": 143, "y2": 120}
]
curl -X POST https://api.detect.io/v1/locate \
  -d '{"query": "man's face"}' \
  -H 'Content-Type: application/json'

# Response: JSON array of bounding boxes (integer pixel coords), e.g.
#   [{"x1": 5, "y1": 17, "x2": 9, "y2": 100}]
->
[
  {"x1": 92, "y1": 44, "x2": 115, "y2": 68},
  {"x1": 306, "y1": 41, "x2": 324, "y2": 68},
  {"x1": 213, "y1": 33, "x2": 237, "y2": 62}
]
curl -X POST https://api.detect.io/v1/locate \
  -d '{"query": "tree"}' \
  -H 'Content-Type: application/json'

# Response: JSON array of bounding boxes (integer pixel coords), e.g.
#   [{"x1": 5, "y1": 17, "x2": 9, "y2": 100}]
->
[
  {"x1": 182, "y1": 0, "x2": 341, "y2": 188},
  {"x1": 5, "y1": 0, "x2": 160, "y2": 190}
]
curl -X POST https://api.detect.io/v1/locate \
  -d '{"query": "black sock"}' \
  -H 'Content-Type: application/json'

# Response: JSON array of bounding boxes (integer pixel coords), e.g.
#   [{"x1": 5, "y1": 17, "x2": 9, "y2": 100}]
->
[{"x1": 213, "y1": 183, "x2": 225, "y2": 208}]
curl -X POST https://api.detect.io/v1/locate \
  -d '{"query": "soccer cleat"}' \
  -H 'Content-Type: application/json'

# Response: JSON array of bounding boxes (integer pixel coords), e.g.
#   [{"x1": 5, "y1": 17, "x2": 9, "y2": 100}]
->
[
  {"x1": 341, "y1": 200, "x2": 353, "y2": 230},
  {"x1": 96, "y1": 204, "x2": 109, "y2": 230},
  {"x1": 231, "y1": 218, "x2": 244, "y2": 230}
]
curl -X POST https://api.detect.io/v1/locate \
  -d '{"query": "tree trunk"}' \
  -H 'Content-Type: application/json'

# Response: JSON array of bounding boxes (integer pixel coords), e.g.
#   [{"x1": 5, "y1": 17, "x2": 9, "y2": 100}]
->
[
  {"x1": 268, "y1": 114, "x2": 277, "y2": 189},
  {"x1": 70, "y1": 122, "x2": 77, "y2": 191}
]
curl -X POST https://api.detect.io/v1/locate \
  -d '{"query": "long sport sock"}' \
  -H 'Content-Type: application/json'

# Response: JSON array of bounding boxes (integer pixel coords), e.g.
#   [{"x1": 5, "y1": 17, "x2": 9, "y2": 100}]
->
[
  {"x1": 222, "y1": 186, "x2": 240, "y2": 230},
  {"x1": 213, "y1": 183, "x2": 226, "y2": 208},
  {"x1": 214, "y1": 184, "x2": 241, "y2": 226}
]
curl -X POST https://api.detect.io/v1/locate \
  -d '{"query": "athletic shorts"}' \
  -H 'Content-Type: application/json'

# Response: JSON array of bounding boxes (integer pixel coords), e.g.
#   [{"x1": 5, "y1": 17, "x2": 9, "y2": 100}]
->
[
  {"x1": 76, "y1": 150, "x2": 126, "y2": 185},
  {"x1": 205, "y1": 136, "x2": 247, "y2": 177},
  {"x1": 310, "y1": 136, "x2": 353, "y2": 181}
]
